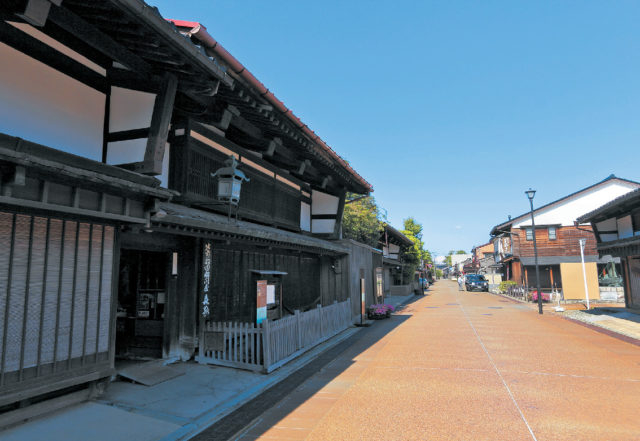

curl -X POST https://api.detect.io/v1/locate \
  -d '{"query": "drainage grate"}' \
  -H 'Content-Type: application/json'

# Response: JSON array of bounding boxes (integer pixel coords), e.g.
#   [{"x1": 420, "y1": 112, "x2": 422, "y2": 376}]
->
[
  {"x1": 426, "y1": 306, "x2": 439, "y2": 309},
  {"x1": 446, "y1": 303, "x2": 459, "y2": 305},
  {"x1": 488, "y1": 306, "x2": 503, "y2": 309},
  {"x1": 482, "y1": 313, "x2": 493, "y2": 316}
]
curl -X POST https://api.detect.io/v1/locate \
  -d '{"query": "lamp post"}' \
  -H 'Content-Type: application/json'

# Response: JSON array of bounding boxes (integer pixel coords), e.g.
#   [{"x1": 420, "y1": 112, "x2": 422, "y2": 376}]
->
[{"x1": 525, "y1": 189, "x2": 543, "y2": 315}]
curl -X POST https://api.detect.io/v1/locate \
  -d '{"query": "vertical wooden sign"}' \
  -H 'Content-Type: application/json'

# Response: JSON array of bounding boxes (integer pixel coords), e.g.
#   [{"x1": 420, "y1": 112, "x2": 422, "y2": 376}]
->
[
  {"x1": 375, "y1": 267, "x2": 383, "y2": 300},
  {"x1": 256, "y1": 280, "x2": 267, "y2": 324},
  {"x1": 202, "y1": 241, "x2": 212, "y2": 319}
]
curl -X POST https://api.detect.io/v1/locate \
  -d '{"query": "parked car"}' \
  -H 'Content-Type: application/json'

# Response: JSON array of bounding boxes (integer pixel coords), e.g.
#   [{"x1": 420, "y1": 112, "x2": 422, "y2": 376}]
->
[{"x1": 465, "y1": 274, "x2": 488, "y2": 292}]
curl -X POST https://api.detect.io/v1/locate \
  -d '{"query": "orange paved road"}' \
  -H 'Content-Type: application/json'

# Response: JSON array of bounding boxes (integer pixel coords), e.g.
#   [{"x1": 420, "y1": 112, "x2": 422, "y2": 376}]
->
[{"x1": 236, "y1": 280, "x2": 640, "y2": 441}]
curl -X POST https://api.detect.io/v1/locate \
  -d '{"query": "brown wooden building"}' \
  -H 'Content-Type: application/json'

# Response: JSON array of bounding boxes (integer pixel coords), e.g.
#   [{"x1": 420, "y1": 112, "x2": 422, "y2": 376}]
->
[
  {"x1": 490, "y1": 176, "x2": 640, "y2": 300},
  {"x1": 578, "y1": 188, "x2": 640, "y2": 309},
  {"x1": 0, "y1": 0, "x2": 371, "y2": 415}
]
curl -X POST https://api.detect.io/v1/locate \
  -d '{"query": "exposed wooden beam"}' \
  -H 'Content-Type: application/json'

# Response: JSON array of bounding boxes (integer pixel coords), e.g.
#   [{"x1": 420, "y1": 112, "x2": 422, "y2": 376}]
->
[
  {"x1": 141, "y1": 73, "x2": 178, "y2": 175},
  {"x1": 296, "y1": 160, "x2": 308, "y2": 176},
  {"x1": 47, "y1": 4, "x2": 152, "y2": 77},
  {"x1": 333, "y1": 189, "x2": 347, "y2": 238},
  {"x1": 0, "y1": 20, "x2": 107, "y2": 93},
  {"x1": 265, "y1": 138, "x2": 297, "y2": 164},
  {"x1": 106, "y1": 128, "x2": 149, "y2": 143},
  {"x1": 16, "y1": 0, "x2": 61, "y2": 27},
  {"x1": 230, "y1": 113, "x2": 262, "y2": 140}
]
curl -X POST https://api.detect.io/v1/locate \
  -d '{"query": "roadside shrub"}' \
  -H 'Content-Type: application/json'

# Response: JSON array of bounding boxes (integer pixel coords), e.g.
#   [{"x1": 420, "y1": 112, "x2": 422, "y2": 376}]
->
[{"x1": 498, "y1": 280, "x2": 517, "y2": 293}]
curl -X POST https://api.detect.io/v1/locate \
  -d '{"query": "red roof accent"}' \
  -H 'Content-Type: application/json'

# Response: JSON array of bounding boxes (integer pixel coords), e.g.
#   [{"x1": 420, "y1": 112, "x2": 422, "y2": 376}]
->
[{"x1": 166, "y1": 19, "x2": 372, "y2": 193}]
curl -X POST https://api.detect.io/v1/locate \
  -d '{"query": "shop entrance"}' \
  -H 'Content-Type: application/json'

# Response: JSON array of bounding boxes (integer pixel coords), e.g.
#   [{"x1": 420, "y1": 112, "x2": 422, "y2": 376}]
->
[{"x1": 116, "y1": 250, "x2": 169, "y2": 360}]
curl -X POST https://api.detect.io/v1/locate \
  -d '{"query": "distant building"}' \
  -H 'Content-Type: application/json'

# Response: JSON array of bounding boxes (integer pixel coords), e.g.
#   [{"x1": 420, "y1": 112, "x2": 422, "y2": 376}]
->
[{"x1": 379, "y1": 224, "x2": 415, "y2": 296}]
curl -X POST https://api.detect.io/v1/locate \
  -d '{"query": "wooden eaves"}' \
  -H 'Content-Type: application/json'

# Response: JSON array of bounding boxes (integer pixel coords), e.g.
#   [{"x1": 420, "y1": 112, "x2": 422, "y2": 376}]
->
[
  {"x1": 151, "y1": 202, "x2": 350, "y2": 255},
  {"x1": 167, "y1": 19, "x2": 373, "y2": 196}
]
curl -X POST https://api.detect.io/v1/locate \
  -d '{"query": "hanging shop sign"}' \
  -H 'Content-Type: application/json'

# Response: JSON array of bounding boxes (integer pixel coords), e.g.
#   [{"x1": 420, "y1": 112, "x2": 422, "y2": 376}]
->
[
  {"x1": 256, "y1": 280, "x2": 267, "y2": 324},
  {"x1": 202, "y1": 241, "x2": 212, "y2": 318}
]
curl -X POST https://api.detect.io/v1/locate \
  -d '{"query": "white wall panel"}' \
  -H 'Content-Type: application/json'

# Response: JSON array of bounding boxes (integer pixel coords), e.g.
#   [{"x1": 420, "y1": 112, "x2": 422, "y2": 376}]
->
[
  {"x1": 617, "y1": 215, "x2": 633, "y2": 239},
  {"x1": 596, "y1": 218, "x2": 617, "y2": 232},
  {"x1": 109, "y1": 86, "x2": 155, "y2": 132},
  {"x1": 513, "y1": 181, "x2": 640, "y2": 228},
  {"x1": 312, "y1": 219, "x2": 335, "y2": 233},
  {"x1": 0, "y1": 42, "x2": 104, "y2": 160},
  {"x1": 311, "y1": 190, "x2": 339, "y2": 215},
  {"x1": 300, "y1": 202, "x2": 311, "y2": 232}
]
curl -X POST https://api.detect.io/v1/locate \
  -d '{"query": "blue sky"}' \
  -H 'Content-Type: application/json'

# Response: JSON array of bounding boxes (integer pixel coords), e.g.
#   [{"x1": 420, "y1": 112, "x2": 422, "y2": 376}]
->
[{"x1": 151, "y1": 0, "x2": 640, "y2": 257}]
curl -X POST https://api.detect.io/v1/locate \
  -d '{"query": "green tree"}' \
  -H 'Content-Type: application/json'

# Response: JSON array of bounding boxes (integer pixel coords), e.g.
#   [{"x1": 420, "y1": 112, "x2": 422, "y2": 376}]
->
[
  {"x1": 341, "y1": 193, "x2": 384, "y2": 247},
  {"x1": 400, "y1": 217, "x2": 430, "y2": 281},
  {"x1": 456, "y1": 250, "x2": 467, "y2": 254}
]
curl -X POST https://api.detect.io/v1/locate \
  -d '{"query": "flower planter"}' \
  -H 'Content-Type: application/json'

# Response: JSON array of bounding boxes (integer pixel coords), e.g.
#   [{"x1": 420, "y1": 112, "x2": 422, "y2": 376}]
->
[{"x1": 367, "y1": 304, "x2": 395, "y2": 320}]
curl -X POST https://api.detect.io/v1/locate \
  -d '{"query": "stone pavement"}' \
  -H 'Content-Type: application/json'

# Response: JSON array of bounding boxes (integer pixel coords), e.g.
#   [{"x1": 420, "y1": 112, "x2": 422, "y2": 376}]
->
[
  {"x1": 232, "y1": 280, "x2": 640, "y2": 440},
  {"x1": 561, "y1": 307, "x2": 640, "y2": 343},
  {"x1": 0, "y1": 327, "x2": 360, "y2": 441}
]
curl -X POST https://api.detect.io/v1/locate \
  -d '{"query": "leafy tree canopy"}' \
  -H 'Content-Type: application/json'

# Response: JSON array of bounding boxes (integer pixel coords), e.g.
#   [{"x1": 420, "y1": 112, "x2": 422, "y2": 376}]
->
[
  {"x1": 341, "y1": 193, "x2": 384, "y2": 248},
  {"x1": 400, "y1": 217, "x2": 431, "y2": 280}
]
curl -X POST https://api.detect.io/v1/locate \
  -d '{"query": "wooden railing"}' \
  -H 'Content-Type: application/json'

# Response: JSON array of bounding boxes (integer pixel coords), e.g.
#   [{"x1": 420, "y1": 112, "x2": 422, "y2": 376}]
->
[
  {"x1": 197, "y1": 299, "x2": 352, "y2": 373},
  {"x1": 506, "y1": 284, "x2": 528, "y2": 300}
]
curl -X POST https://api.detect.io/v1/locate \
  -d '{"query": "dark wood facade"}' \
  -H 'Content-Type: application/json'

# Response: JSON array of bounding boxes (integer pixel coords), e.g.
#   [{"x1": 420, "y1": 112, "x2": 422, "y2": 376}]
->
[
  {"x1": 208, "y1": 246, "x2": 348, "y2": 323},
  {"x1": 578, "y1": 189, "x2": 640, "y2": 309},
  {"x1": 0, "y1": 0, "x2": 371, "y2": 415}
]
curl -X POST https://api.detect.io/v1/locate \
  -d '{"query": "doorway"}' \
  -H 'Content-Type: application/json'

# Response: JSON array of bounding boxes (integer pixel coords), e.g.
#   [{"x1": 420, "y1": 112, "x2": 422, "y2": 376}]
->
[{"x1": 116, "y1": 250, "x2": 169, "y2": 360}]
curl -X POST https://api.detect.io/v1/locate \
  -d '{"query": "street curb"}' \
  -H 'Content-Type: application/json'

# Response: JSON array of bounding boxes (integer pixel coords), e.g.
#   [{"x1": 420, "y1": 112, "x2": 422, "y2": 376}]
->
[{"x1": 560, "y1": 316, "x2": 640, "y2": 347}]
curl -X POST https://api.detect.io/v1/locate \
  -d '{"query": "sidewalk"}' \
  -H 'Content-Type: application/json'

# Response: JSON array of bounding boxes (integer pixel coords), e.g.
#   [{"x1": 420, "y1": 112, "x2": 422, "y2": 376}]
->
[
  {"x1": 0, "y1": 327, "x2": 360, "y2": 441},
  {"x1": 489, "y1": 290, "x2": 640, "y2": 344},
  {"x1": 561, "y1": 307, "x2": 640, "y2": 344}
]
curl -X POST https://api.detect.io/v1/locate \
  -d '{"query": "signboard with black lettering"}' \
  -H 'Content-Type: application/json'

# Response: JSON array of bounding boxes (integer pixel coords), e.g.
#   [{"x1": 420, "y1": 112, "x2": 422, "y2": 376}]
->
[{"x1": 202, "y1": 241, "x2": 212, "y2": 318}]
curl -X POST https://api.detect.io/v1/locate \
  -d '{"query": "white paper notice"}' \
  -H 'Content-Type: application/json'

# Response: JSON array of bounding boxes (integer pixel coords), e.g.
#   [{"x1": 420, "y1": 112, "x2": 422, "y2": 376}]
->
[{"x1": 266, "y1": 284, "x2": 276, "y2": 304}]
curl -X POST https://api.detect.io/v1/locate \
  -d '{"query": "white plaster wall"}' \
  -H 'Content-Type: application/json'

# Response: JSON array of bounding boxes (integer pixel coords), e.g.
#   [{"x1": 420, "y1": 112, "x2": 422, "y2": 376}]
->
[
  {"x1": 312, "y1": 219, "x2": 335, "y2": 233},
  {"x1": 617, "y1": 215, "x2": 633, "y2": 239},
  {"x1": 109, "y1": 86, "x2": 155, "y2": 132},
  {"x1": 311, "y1": 190, "x2": 339, "y2": 215},
  {"x1": 300, "y1": 202, "x2": 311, "y2": 232},
  {"x1": 595, "y1": 218, "x2": 617, "y2": 232},
  {"x1": 513, "y1": 181, "x2": 640, "y2": 228},
  {"x1": 0, "y1": 42, "x2": 104, "y2": 160}
]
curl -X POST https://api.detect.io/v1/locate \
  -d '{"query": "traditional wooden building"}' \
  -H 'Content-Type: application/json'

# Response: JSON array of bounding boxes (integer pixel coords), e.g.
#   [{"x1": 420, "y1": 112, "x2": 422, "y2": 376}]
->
[
  {"x1": 490, "y1": 176, "x2": 639, "y2": 301},
  {"x1": 0, "y1": 0, "x2": 371, "y2": 415},
  {"x1": 578, "y1": 188, "x2": 640, "y2": 309},
  {"x1": 379, "y1": 224, "x2": 414, "y2": 296}
]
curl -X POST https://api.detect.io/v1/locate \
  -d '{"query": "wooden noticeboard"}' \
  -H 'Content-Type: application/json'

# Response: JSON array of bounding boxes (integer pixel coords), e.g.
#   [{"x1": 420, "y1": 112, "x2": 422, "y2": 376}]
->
[{"x1": 256, "y1": 280, "x2": 267, "y2": 324}]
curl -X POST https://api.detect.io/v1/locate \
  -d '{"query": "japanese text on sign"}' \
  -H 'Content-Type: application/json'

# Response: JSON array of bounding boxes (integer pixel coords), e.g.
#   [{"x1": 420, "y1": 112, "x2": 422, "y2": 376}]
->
[{"x1": 202, "y1": 242, "x2": 212, "y2": 318}]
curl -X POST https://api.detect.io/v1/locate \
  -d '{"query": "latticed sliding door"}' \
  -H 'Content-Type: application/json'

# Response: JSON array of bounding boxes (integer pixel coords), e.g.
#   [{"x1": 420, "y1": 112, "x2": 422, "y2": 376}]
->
[{"x1": 0, "y1": 210, "x2": 115, "y2": 401}]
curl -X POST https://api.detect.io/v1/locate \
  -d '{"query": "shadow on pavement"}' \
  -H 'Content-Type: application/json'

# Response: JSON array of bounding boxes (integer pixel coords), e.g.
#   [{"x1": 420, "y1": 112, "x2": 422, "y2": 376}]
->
[{"x1": 191, "y1": 314, "x2": 412, "y2": 441}]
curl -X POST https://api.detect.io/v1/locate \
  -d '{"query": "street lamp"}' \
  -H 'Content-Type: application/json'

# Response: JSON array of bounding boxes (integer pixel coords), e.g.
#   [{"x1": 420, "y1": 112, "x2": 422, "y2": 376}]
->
[{"x1": 525, "y1": 189, "x2": 543, "y2": 315}]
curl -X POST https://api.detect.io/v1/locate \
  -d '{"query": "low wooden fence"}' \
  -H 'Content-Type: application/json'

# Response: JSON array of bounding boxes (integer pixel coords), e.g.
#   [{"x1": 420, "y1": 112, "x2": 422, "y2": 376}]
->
[
  {"x1": 198, "y1": 299, "x2": 352, "y2": 373},
  {"x1": 506, "y1": 284, "x2": 528, "y2": 301}
]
